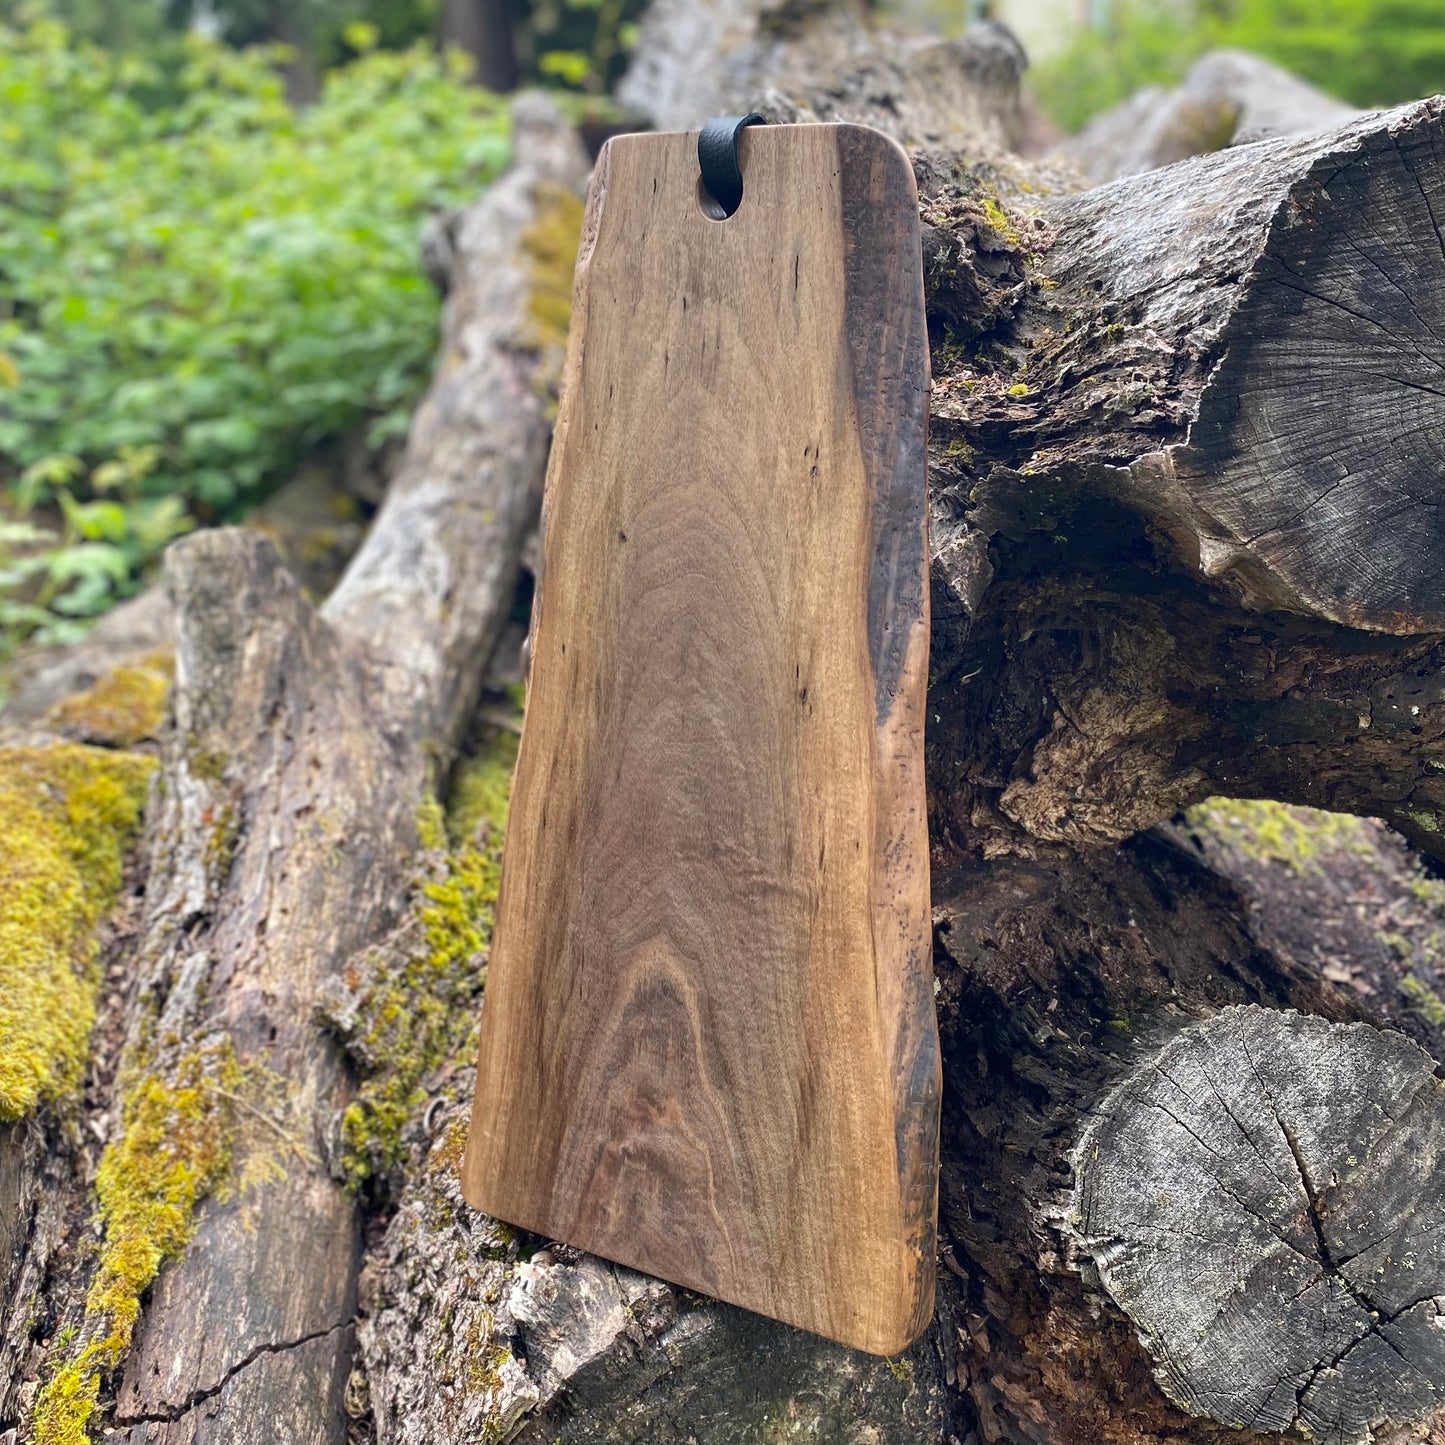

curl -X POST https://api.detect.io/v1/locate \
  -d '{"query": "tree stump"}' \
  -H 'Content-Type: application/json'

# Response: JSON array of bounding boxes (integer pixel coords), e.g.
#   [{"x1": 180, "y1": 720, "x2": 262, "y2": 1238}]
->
[{"x1": 1070, "y1": 1006, "x2": 1445, "y2": 1442}]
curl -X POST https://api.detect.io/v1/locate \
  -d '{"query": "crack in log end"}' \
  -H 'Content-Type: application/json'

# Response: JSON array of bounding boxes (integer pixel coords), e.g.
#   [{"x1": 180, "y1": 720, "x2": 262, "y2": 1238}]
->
[
  {"x1": 1174, "y1": 101, "x2": 1445, "y2": 633},
  {"x1": 1067, "y1": 1005, "x2": 1445, "y2": 1443}
]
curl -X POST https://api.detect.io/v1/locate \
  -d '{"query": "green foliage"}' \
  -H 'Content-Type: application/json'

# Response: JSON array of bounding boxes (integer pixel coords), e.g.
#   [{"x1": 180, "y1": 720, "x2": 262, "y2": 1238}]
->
[
  {"x1": 0, "y1": 17, "x2": 510, "y2": 649},
  {"x1": 5, "y1": 0, "x2": 648, "y2": 94},
  {"x1": 1, "y1": 452, "x2": 194, "y2": 652},
  {"x1": 1033, "y1": 0, "x2": 1444, "y2": 132},
  {"x1": 0, "y1": 0, "x2": 182, "y2": 51},
  {"x1": 0, "y1": 0, "x2": 441, "y2": 65},
  {"x1": 528, "y1": 0, "x2": 643, "y2": 94}
]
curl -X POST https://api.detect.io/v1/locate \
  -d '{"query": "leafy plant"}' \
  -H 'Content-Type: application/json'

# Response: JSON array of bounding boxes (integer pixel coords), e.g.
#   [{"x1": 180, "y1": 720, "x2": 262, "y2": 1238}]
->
[
  {"x1": 2, "y1": 0, "x2": 648, "y2": 93},
  {"x1": 1, "y1": 449, "x2": 194, "y2": 647},
  {"x1": 530, "y1": 0, "x2": 641, "y2": 94},
  {"x1": 0, "y1": 16, "x2": 511, "y2": 655},
  {"x1": 1031, "y1": 0, "x2": 1444, "y2": 132}
]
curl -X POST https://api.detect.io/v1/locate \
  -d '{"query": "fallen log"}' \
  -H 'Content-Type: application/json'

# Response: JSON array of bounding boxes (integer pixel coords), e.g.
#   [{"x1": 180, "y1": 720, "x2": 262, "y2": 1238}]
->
[
  {"x1": 617, "y1": 0, "x2": 1029, "y2": 152},
  {"x1": 4, "y1": 94, "x2": 587, "y2": 1445},
  {"x1": 1069, "y1": 1005, "x2": 1445, "y2": 1441},
  {"x1": 1055, "y1": 48, "x2": 1363, "y2": 184},
  {"x1": 925, "y1": 96, "x2": 1445, "y2": 862}
]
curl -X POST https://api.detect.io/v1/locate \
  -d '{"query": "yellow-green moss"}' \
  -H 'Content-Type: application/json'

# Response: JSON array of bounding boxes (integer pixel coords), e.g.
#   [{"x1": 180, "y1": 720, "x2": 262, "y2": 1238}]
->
[
  {"x1": 1185, "y1": 798, "x2": 1374, "y2": 876},
  {"x1": 337, "y1": 722, "x2": 519, "y2": 1192},
  {"x1": 446, "y1": 731, "x2": 518, "y2": 850},
  {"x1": 46, "y1": 653, "x2": 173, "y2": 748},
  {"x1": 32, "y1": 1045, "x2": 237, "y2": 1445},
  {"x1": 980, "y1": 194, "x2": 1024, "y2": 247},
  {"x1": 0, "y1": 744, "x2": 155, "y2": 1122},
  {"x1": 1402, "y1": 807, "x2": 1445, "y2": 837},
  {"x1": 1401, "y1": 972, "x2": 1445, "y2": 1028},
  {"x1": 520, "y1": 184, "x2": 584, "y2": 356}
]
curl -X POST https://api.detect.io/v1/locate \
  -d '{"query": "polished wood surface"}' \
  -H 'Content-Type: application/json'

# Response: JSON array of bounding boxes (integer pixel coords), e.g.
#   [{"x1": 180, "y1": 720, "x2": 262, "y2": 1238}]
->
[{"x1": 462, "y1": 123, "x2": 937, "y2": 1355}]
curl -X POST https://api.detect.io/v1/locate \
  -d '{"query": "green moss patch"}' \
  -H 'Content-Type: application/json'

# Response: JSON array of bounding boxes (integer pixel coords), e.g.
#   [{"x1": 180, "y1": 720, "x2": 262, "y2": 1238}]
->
[
  {"x1": 0, "y1": 743, "x2": 154, "y2": 1122},
  {"x1": 1184, "y1": 798, "x2": 1374, "y2": 876},
  {"x1": 520, "y1": 184, "x2": 584, "y2": 357},
  {"x1": 328, "y1": 722, "x2": 519, "y2": 1194},
  {"x1": 47, "y1": 653, "x2": 173, "y2": 748},
  {"x1": 1401, "y1": 972, "x2": 1445, "y2": 1029},
  {"x1": 32, "y1": 1044, "x2": 239, "y2": 1445}
]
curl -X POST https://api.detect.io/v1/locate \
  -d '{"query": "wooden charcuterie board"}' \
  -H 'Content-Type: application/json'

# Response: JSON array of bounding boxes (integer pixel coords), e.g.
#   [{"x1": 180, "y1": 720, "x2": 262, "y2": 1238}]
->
[{"x1": 462, "y1": 122, "x2": 938, "y2": 1355}]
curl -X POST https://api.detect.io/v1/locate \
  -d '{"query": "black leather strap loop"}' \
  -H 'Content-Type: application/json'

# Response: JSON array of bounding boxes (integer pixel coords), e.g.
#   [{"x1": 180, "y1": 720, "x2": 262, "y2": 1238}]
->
[{"x1": 697, "y1": 113, "x2": 766, "y2": 218}]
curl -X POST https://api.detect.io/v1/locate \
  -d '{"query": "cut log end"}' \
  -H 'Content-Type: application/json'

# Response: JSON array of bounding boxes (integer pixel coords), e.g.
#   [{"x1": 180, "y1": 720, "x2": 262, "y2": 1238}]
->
[
  {"x1": 1168, "y1": 101, "x2": 1445, "y2": 633},
  {"x1": 1068, "y1": 1005, "x2": 1445, "y2": 1444}
]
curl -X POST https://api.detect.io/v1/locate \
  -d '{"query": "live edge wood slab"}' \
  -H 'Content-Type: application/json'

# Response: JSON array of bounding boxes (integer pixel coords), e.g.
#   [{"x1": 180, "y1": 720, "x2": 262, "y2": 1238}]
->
[{"x1": 462, "y1": 122, "x2": 938, "y2": 1356}]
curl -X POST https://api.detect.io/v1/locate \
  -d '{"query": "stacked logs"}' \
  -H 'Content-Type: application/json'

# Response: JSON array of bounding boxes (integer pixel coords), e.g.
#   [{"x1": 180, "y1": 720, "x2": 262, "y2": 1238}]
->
[{"x1": 3, "y1": 3, "x2": 1444, "y2": 1443}]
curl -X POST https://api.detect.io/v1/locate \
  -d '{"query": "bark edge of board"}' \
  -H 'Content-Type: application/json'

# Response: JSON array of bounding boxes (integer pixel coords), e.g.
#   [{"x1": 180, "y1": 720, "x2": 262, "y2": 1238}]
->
[{"x1": 462, "y1": 122, "x2": 939, "y2": 1357}]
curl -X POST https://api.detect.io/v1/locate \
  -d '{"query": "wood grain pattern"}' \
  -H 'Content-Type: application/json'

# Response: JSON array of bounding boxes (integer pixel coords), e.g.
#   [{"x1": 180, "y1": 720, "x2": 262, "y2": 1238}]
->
[{"x1": 461, "y1": 123, "x2": 937, "y2": 1355}]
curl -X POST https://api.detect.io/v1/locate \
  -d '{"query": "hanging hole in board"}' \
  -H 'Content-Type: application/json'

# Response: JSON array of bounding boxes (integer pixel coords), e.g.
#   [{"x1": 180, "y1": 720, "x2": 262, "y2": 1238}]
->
[
  {"x1": 696, "y1": 175, "x2": 730, "y2": 221},
  {"x1": 696, "y1": 112, "x2": 766, "y2": 221}
]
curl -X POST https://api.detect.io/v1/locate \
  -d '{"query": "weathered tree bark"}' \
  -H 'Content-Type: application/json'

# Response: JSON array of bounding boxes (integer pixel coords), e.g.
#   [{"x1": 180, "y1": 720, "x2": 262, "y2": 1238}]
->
[
  {"x1": 924, "y1": 97, "x2": 1445, "y2": 865},
  {"x1": 1054, "y1": 48, "x2": 1363, "y2": 184},
  {"x1": 6, "y1": 3, "x2": 1445, "y2": 1443}
]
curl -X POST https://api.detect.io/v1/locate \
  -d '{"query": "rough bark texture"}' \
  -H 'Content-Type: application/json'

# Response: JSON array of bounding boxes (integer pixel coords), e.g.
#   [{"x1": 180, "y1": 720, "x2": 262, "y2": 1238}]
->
[
  {"x1": 107, "y1": 530, "x2": 391, "y2": 1441},
  {"x1": 324, "y1": 92, "x2": 581, "y2": 757},
  {"x1": 925, "y1": 97, "x2": 1445, "y2": 864},
  {"x1": 929, "y1": 818, "x2": 1445, "y2": 1445},
  {"x1": 0, "y1": 1120, "x2": 73, "y2": 1426},
  {"x1": 4, "y1": 3, "x2": 1445, "y2": 1442},
  {"x1": 1055, "y1": 49, "x2": 1363, "y2": 185}
]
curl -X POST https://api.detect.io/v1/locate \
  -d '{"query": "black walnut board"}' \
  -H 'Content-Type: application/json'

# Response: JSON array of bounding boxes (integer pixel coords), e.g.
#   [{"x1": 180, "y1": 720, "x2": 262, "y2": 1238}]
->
[{"x1": 462, "y1": 123, "x2": 938, "y2": 1355}]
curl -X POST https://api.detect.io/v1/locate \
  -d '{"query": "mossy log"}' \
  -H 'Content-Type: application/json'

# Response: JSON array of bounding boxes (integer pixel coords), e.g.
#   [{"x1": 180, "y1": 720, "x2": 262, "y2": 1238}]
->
[
  {"x1": 0, "y1": 95, "x2": 587, "y2": 1445},
  {"x1": 7, "y1": 3, "x2": 1445, "y2": 1442},
  {"x1": 94, "y1": 98, "x2": 588, "y2": 1445}
]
